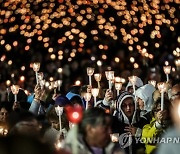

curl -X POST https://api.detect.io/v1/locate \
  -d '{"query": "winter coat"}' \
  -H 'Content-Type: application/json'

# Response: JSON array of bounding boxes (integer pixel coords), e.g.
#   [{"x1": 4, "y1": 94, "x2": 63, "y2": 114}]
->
[
  {"x1": 135, "y1": 84, "x2": 156, "y2": 114},
  {"x1": 141, "y1": 117, "x2": 166, "y2": 154},
  {"x1": 64, "y1": 125, "x2": 124, "y2": 154},
  {"x1": 113, "y1": 91, "x2": 146, "y2": 154}
]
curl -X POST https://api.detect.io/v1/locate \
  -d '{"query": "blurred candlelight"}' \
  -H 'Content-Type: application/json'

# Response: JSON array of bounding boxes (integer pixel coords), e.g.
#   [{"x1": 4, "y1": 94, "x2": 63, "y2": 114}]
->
[
  {"x1": 163, "y1": 65, "x2": 171, "y2": 82},
  {"x1": 57, "y1": 80, "x2": 62, "y2": 91},
  {"x1": 175, "y1": 58, "x2": 180, "y2": 71},
  {"x1": 115, "y1": 82, "x2": 122, "y2": 96},
  {"x1": 105, "y1": 71, "x2": 114, "y2": 89},
  {"x1": 94, "y1": 73, "x2": 101, "y2": 88},
  {"x1": 32, "y1": 62, "x2": 40, "y2": 72},
  {"x1": 11, "y1": 85, "x2": 20, "y2": 102},
  {"x1": 128, "y1": 76, "x2": 137, "y2": 99},
  {"x1": 55, "y1": 106, "x2": 63, "y2": 133},
  {"x1": 91, "y1": 88, "x2": 99, "y2": 106},
  {"x1": 157, "y1": 82, "x2": 167, "y2": 111},
  {"x1": 32, "y1": 62, "x2": 40, "y2": 84},
  {"x1": 110, "y1": 133, "x2": 119, "y2": 142},
  {"x1": 75, "y1": 80, "x2": 81, "y2": 86},
  {"x1": 6, "y1": 80, "x2": 11, "y2": 86},
  {"x1": 83, "y1": 92, "x2": 92, "y2": 110},
  {"x1": 87, "y1": 67, "x2": 95, "y2": 86}
]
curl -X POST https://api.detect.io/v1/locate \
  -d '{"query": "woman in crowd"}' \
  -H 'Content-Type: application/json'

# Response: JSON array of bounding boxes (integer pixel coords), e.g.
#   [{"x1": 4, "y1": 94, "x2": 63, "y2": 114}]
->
[{"x1": 141, "y1": 96, "x2": 172, "y2": 154}]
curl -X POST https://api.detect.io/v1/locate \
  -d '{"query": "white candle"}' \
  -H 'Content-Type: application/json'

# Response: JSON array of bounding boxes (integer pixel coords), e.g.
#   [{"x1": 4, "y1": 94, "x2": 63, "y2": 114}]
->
[
  {"x1": 89, "y1": 75, "x2": 92, "y2": 86},
  {"x1": 14, "y1": 94, "x2": 17, "y2": 102},
  {"x1": 161, "y1": 92, "x2": 164, "y2": 111},
  {"x1": 59, "y1": 110, "x2": 62, "y2": 133},
  {"x1": 166, "y1": 74, "x2": 169, "y2": 82},
  {"x1": 35, "y1": 71, "x2": 39, "y2": 84}
]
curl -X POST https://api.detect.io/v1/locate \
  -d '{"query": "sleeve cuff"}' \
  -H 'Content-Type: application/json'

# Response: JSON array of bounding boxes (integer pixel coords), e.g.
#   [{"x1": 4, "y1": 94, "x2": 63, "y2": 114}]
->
[
  {"x1": 102, "y1": 99, "x2": 110, "y2": 106},
  {"x1": 135, "y1": 128, "x2": 142, "y2": 137},
  {"x1": 155, "y1": 121, "x2": 162, "y2": 129}
]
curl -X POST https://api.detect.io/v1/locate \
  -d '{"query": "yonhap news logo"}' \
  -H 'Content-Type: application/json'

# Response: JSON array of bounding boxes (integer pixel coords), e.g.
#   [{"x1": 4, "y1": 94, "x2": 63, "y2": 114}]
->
[
  {"x1": 119, "y1": 132, "x2": 132, "y2": 148},
  {"x1": 118, "y1": 132, "x2": 180, "y2": 148}
]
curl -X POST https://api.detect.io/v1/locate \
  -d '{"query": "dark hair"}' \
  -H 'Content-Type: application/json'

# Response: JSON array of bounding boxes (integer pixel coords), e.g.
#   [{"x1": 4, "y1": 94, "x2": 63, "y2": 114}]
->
[
  {"x1": 152, "y1": 96, "x2": 171, "y2": 115},
  {"x1": 79, "y1": 108, "x2": 111, "y2": 136},
  {"x1": 68, "y1": 86, "x2": 81, "y2": 94},
  {"x1": 70, "y1": 96, "x2": 83, "y2": 106},
  {"x1": 0, "y1": 102, "x2": 12, "y2": 112},
  {"x1": 8, "y1": 89, "x2": 27, "y2": 103}
]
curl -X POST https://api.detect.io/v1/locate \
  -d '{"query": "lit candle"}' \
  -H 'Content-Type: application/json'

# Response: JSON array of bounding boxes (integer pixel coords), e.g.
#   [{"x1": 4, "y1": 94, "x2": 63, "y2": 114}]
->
[
  {"x1": 157, "y1": 82, "x2": 167, "y2": 111},
  {"x1": 128, "y1": 76, "x2": 137, "y2": 99},
  {"x1": 115, "y1": 82, "x2": 122, "y2": 96},
  {"x1": 57, "y1": 80, "x2": 62, "y2": 91},
  {"x1": 163, "y1": 66, "x2": 171, "y2": 82},
  {"x1": 94, "y1": 73, "x2": 102, "y2": 88},
  {"x1": 55, "y1": 106, "x2": 64, "y2": 133},
  {"x1": 175, "y1": 58, "x2": 180, "y2": 71},
  {"x1": 32, "y1": 62, "x2": 40, "y2": 84},
  {"x1": 58, "y1": 67, "x2": 63, "y2": 79},
  {"x1": 91, "y1": 88, "x2": 99, "y2": 106},
  {"x1": 105, "y1": 71, "x2": 114, "y2": 89},
  {"x1": 83, "y1": 92, "x2": 92, "y2": 110},
  {"x1": 11, "y1": 85, "x2": 20, "y2": 102},
  {"x1": 87, "y1": 67, "x2": 94, "y2": 86}
]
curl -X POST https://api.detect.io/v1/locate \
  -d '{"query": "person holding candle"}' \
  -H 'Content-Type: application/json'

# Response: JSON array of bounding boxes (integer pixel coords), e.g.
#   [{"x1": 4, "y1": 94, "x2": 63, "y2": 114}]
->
[
  {"x1": 141, "y1": 96, "x2": 172, "y2": 154},
  {"x1": 125, "y1": 77, "x2": 143, "y2": 94},
  {"x1": 112, "y1": 91, "x2": 147, "y2": 154},
  {"x1": 135, "y1": 84, "x2": 156, "y2": 117},
  {"x1": 0, "y1": 102, "x2": 11, "y2": 125},
  {"x1": 156, "y1": 96, "x2": 180, "y2": 154},
  {"x1": 64, "y1": 108, "x2": 124, "y2": 154},
  {"x1": 96, "y1": 89, "x2": 114, "y2": 113}
]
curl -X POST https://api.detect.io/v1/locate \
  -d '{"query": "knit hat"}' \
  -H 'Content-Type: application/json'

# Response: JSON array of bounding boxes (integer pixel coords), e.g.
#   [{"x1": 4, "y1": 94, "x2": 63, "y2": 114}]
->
[{"x1": 55, "y1": 96, "x2": 71, "y2": 107}]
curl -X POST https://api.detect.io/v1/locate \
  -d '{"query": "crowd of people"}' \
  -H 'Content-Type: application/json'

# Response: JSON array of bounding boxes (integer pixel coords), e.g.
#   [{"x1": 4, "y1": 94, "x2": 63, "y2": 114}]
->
[{"x1": 0, "y1": 72, "x2": 179, "y2": 154}]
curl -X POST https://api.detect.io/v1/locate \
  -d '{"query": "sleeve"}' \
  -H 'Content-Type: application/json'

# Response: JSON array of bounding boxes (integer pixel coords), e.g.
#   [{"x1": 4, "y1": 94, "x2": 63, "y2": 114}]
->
[
  {"x1": 141, "y1": 121, "x2": 163, "y2": 144},
  {"x1": 29, "y1": 99, "x2": 45, "y2": 115}
]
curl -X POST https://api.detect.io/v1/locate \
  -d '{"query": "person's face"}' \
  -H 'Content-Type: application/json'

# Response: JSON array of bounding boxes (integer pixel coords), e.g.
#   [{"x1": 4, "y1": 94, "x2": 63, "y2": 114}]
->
[
  {"x1": 86, "y1": 117, "x2": 112, "y2": 148},
  {"x1": 128, "y1": 86, "x2": 138, "y2": 94},
  {"x1": 50, "y1": 120, "x2": 59, "y2": 130},
  {"x1": 0, "y1": 108, "x2": 8, "y2": 122},
  {"x1": 13, "y1": 102, "x2": 21, "y2": 111},
  {"x1": 121, "y1": 98, "x2": 135, "y2": 118},
  {"x1": 137, "y1": 97, "x2": 144, "y2": 110}
]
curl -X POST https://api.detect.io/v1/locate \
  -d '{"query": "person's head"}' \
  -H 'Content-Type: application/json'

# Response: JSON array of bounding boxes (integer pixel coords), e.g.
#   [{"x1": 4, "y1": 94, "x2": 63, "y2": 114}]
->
[
  {"x1": 46, "y1": 107, "x2": 59, "y2": 130},
  {"x1": 117, "y1": 91, "x2": 135, "y2": 118},
  {"x1": 135, "y1": 84, "x2": 156, "y2": 111},
  {"x1": 152, "y1": 96, "x2": 171, "y2": 121},
  {"x1": 79, "y1": 108, "x2": 112, "y2": 148},
  {"x1": 125, "y1": 77, "x2": 143, "y2": 93},
  {"x1": 170, "y1": 84, "x2": 180, "y2": 102},
  {"x1": 170, "y1": 96, "x2": 180, "y2": 129},
  {"x1": 0, "y1": 102, "x2": 11, "y2": 123},
  {"x1": 7, "y1": 110, "x2": 42, "y2": 139},
  {"x1": 46, "y1": 106, "x2": 69, "y2": 131}
]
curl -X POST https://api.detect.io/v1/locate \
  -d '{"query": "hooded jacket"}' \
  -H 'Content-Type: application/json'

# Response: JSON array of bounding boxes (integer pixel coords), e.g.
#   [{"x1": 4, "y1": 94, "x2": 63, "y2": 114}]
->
[
  {"x1": 113, "y1": 91, "x2": 146, "y2": 154},
  {"x1": 66, "y1": 92, "x2": 85, "y2": 108},
  {"x1": 135, "y1": 84, "x2": 156, "y2": 113},
  {"x1": 125, "y1": 77, "x2": 143, "y2": 92}
]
